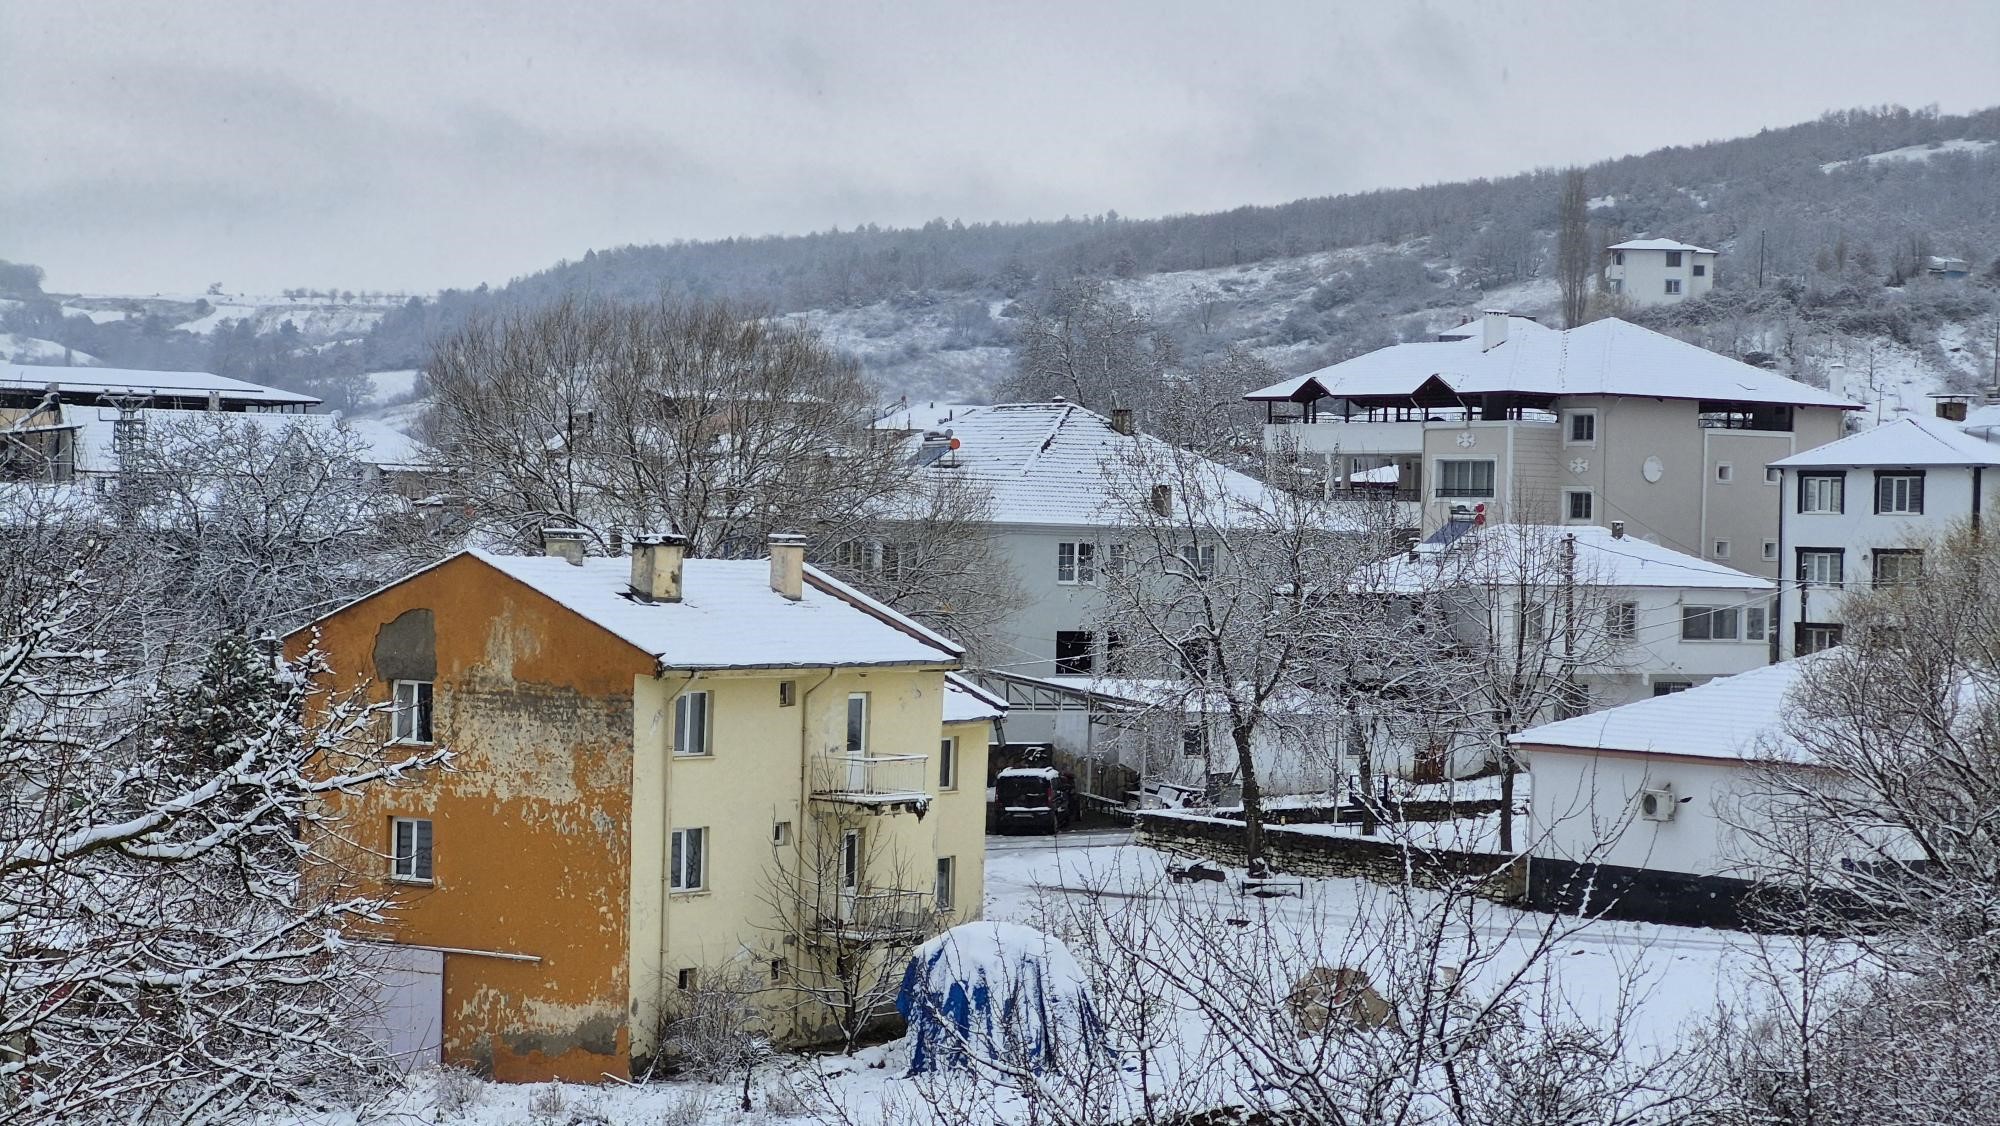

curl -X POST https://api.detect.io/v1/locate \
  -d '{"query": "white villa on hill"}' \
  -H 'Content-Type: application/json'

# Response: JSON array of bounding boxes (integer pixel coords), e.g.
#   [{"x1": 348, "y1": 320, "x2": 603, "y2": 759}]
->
[{"x1": 1603, "y1": 238, "x2": 1717, "y2": 306}]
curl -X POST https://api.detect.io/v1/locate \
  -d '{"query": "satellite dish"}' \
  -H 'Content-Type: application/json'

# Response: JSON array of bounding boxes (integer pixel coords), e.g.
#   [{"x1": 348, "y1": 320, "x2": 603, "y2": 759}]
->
[{"x1": 1642, "y1": 456, "x2": 1665, "y2": 484}]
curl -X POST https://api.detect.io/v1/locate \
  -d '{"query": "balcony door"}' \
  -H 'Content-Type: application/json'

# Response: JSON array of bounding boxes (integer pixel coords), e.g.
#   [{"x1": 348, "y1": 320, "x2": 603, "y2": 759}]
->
[
  {"x1": 838, "y1": 827, "x2": 862, "y2": 922},
  {"x1": 846, "y1": 693, "x2": 869, "y2": 790}
]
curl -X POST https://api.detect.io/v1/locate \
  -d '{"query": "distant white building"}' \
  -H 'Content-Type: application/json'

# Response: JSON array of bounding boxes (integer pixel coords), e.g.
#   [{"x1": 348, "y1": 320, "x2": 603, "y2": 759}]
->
[
  {"x1": 1602, "y1": 238, "x2": 1717, "y2": 306},
  {"x1": 1769, "y1": 413, "x2": 2000, "y2": 657}
]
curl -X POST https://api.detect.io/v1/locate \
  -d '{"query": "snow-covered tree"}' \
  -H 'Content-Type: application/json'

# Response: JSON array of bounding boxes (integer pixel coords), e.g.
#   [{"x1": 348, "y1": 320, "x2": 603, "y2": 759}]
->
[{"x1": 0, "y1": 561, "x2": 447, "y2": 1123}]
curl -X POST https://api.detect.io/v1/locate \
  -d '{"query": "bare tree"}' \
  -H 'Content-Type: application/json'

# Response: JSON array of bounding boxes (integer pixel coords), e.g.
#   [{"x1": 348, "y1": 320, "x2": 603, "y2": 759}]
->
[
  {"x1": 651, "y1": 962, "x2": 773, "y2": 1112},
  {"x1": 1090, "y1": 411, "x2": 1405, "y2": 878},
  {"x1": 756, "y1": 785, "x2": 943, "y2": 1054},
  {"x1": 1000, "y1": 277, "x2": 1178, "y2": 412},
  {"x1": 1556, "y1": 169, "x2": 1594, "y2": 328},
  {"x1": 425, "y1": 295, "x2": 1004, "y2": 645}
]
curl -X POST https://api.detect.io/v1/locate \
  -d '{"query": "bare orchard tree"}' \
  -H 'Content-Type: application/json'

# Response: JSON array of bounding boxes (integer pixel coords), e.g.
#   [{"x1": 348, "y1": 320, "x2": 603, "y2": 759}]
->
[
  {"x1": 1556, "y1": 168, "x2": 1594, "y2": 328},
  {"x1": 756, "y1": 790, "x2": 942, "y2": 1054},
  {"x1": 425, "y1": 296, "x2": 1006, "y2": 645},
  {"x1": 1091, "y1": 414, "x2": 1407, "y2": 878},
  {"x1": 110, "y1": 411, "x2": 446, "y2": 656},
  {"x1": 650, "y1": 961, "x2": 774, "y2": 1112},
  {"x1": 1000, "y1": 276, "x2": 1179, "y2": 413},
  {"x1": 1380, "y1": 522, "x2": 1636, "y2": 853},
  {"x1": 0, "y1": 557, "x2": 447, "y2": 1123}
]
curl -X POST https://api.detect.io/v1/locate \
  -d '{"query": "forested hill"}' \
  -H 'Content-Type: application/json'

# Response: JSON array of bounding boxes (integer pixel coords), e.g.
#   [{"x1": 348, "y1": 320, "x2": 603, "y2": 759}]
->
[{"x1": 5, "y1": 105, "x2": 1997, "y2": 408}]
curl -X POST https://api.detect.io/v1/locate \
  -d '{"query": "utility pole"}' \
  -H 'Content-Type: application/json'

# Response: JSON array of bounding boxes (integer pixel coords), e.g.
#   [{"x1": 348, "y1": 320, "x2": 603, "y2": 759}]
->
[{"x1": 1758, "y1": 230, "x2": 1767, "y2": 289}]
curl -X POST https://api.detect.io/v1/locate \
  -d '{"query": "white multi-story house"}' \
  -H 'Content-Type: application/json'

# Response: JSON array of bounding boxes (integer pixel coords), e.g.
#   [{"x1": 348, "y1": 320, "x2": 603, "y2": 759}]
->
[
  {"x1": 1375, "y1": 520, "x2": 1774, "y2": 717},
  {"x1": 894, "y1": 399, "x2": 1278, "y2": 683},
  {"x1": 1602, "y1": 238, "x2": 1717, "y2": 306},
  {"x1": 1770, "y1": 413, "x2": 2000, "y2": 657},
  {"x1": 1246, "y1": 313, "x2": 1855, "y2": 575}
]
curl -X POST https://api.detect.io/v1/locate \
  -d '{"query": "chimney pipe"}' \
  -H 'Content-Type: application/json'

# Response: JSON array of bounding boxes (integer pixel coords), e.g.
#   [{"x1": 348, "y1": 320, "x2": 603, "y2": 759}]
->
[
  {"x1": 540, "y1": 526, "x2": 587, "y2": 566},
  {"x1": 1610, "y1": 520, "x2": 1626, "y2": 539},
  {"x1": 206, "y1": 389, "x2": 222, "y2": 412},
  {"x1": 1480, "y1": 310, "x2": 1509, "y2": 353},
  {"x1": 768, "y1": 533, "x2": 806, "y2": 601},
  {"x1": 1110, "y1": 407, "x2": 1134, "y2": 436},
  {"x1": 630, "y1": 533, "x2": 686, "y2": 602}
]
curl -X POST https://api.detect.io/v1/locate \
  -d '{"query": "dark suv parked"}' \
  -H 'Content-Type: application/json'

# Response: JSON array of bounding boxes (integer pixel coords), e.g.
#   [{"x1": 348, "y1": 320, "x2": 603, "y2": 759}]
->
[{"x1": 992, "y1": 765, "x2": 1077, "y2": 833}]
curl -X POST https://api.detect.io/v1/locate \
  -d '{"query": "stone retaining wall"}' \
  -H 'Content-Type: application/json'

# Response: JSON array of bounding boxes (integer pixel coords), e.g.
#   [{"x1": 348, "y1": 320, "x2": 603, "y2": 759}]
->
[{"x1": 1135, "y1": 810, "x2": 1526, "y2": 901}]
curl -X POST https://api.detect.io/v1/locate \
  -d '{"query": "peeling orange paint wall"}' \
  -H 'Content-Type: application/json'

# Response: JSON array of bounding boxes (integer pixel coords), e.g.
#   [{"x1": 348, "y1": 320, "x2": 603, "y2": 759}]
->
[{"x1": 299, "y1": 555, "x2": 654, "y2": 1082}]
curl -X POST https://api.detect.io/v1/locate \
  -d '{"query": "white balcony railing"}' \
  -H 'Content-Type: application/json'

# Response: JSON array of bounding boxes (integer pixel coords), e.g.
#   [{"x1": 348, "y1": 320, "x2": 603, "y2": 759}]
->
[{"x1": 811, "y1": 753, "x2": 931, "y2": 810}]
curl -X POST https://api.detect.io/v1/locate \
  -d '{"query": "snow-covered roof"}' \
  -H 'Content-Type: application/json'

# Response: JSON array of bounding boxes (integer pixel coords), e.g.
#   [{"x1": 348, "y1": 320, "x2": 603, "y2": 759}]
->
[
  {"x1": 1511, "y1": 656, "x2": 1819, "y2": 763},
  {"x1": 944, "y1": 672, "x2": 1007, "y2": 724},
  {"x1": 1606, "y1": 238, "x2": 1717, "y2": 254},
  {"x1": 1036, "y1": 675, "x2": 1333, "y2": 715},
  {"x1": 874, "y1": 401, "x2": 987, "y2": 431},
  {"x1": 469, "y1": 550, "x2": 961, "y2": 671},
  {"x1": 1770, "y1": 415, "x2": 2000, "y2": 470},
  {"x1": 1961, "y1": 405, "x2": 2000, "y2": 431},
  {"x1": 0, "y1": 363, "x2": 320, "y2": 407},
  {"x1": 996, "y1": 765, "x2": 1061, "y2": 780},
  {"x1": 1372, "y1": 525, "x2": 1774, "y2": 593},
  {"x1": 1243, "y1": 318, "x2": 1856, "y2": 409},
  {"x1": 906, "y1": 400, "x2": 1296, "y2": 528},
  {"x1": 59, "y1": 407, "x2": 426, "y2": 473}
]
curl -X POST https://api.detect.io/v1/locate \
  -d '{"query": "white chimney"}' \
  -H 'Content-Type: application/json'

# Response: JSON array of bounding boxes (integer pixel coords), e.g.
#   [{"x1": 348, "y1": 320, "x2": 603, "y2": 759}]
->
[
  {"x1": 1827, "y1": 361, "x2": 1847, "y2": 400},
  {"x1": 768, "y1": 533, "x2": 806, "y2": 601},
  {"x1": 540, "y1": 526, "x2": 586, "y2": 566},
  {"x1": 206, "y1": 389, "x2": 222, "y2": 411},
  {"x1": 1481, "y1": 310, "x2": 1509, "y2": 353},
  {"x1": 630, "y1": 533, "x2": 686, "y2": 603}
]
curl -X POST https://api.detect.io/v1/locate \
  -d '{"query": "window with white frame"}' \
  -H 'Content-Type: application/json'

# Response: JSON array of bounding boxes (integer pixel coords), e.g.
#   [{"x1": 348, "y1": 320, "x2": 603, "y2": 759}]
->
[
  {"x1": 391, "y1": 817, "x2": 433, "y2": 882},
  {"x1": 1613, "y1": 251, "x2": 1625, "y2": 265},
  {"x1": 1565, "y1": 411, "x2": 1596, "y2": 444},
  {"x1": 1680, "y1": 606, "x2": 1742, "y2": 641},
  {"x1": 1745, "y1": 604, "x2": 1769, "y2": 642},
  {"x1": 1693, "y1": 263, "x2": 1707, "y2": 277},
  {"x1": 1799, "y1": 473, "x2": 1845, "y2": 514},
  {"x1": 392, "y1": 680, "x2": 433, "y2": 744},
  {"x1": 1873, "y1": 549, "x2": 1923, "y2": 585},
  {"x1": 1056, "y1": 541, "x2": 1098, "y2": 584},
  {"x1": 1798, "y1": 548, "x2": 1844, "y2": 588},
  {"x1": 1436, "y1": 458, "x2": 1496, "y2": 498},
  {"x1": 1875, "y1": 472, "x2": 1925, "y2": 514},
  {"x1": 1608, "y1": 277, "x2": 1623, "y2": 293},
  {"x1": 846, "y1": 693, "x2": 869, "y2": 755},
  {"x1": 1665, "y1": 251, "x2": 1683, "y2": 268},
  {"x1": 1608, "y1": 601, "x2": 1637, "y2": 641},
  {"x1": 1653, "y1": 681, "x2": 1693, "y2": 696},
  {"x1": 938, "y1": 737, "x2": 957, "y2": 790},
  {"x1": 1177, "y1": 544, "x2": 1216, "y2": 577},
  {"x1": 673, "y1": 691, "x2": 711, "y2": 756},
  {"x1": 1104, "y1": 542, "x2": 1126, "y2": 576},
  {"x1": 935, "y1": 856, "x2": 956, "y2": 912},
  {"x1": 1665, "y1": 279, "x2": 1683, "y2": 295},
  {"x1": 670, "y1": 827, "x2": 706, "y2": 891},
  {"x1": 1564, "y1": 489, "x2": 1593, "y2": 522}
]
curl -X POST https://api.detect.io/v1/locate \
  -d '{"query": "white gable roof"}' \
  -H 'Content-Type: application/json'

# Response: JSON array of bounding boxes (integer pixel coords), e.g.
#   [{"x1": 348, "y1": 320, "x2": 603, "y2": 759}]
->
[
  {"x1": 907, "y1": 400, "x2": 1291, "y2": 528},
  {"x1": 1607, "y1": 238, "x2": 1717, "y2": 254},
  {"x1": 470, "y1": 551, "x2": 961, "y2": 670},
  {"x1": 58, "y1": 406, "x2": 425, "y2": 473},
  {"x1": 1770, "y1": 415, "x2": 2000, "y2": 469},
  {"x1": 1244, "y1": 318, "x2": 1855, "y2": 409},
  {"x1": 1, "y1": 363, "x2": 320, "y2": 406},
  {"x1": 1512, "y1": 656, "x2": 1817, "y2": 763},
  {"x1": 1372, "y1": 524, "x2": 1774, "y2": 593}
]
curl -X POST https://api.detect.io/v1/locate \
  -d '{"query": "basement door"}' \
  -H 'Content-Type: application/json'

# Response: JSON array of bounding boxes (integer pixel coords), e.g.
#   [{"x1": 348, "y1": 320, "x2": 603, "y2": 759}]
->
[{"x1": 354, "y1": 943, "x2": 445, "y2": 1072}]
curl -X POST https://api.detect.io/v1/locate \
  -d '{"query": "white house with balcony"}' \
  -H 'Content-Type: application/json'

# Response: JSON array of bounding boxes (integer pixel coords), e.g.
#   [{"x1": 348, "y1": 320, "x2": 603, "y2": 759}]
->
[
  {"x1": 1246, "y1": 313, "x2": 1856, "y2": 576},
  {"x1": 1602, "y1": 238, "x2": 1717, "y2": 306},
  {"x1": 1770, "y1": 413, "x2": 2000, "y2": 657}
]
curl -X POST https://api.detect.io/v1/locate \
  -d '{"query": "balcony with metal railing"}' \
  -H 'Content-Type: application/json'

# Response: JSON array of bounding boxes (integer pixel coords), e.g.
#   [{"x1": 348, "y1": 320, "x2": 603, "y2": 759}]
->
[
  {"x1": 810, "y1": 888, "x2": 939, "y2": 945},
  {"x1": 810, "y1": 753, "x2": 932, "y2": 814}
]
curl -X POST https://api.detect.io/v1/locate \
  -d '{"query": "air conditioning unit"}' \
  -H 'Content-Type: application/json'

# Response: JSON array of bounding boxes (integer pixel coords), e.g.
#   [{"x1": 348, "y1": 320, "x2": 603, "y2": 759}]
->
[{"x1": 1638, "y1": 785, "x2": 1679, "y2": 823}]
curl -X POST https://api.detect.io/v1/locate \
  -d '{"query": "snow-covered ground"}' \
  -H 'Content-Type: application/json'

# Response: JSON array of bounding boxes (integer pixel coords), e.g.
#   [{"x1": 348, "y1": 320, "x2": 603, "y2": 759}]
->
[
  {"x1": 289, "y1": 830, "x2": 1766, "y2": 1124},
  {"x1": 0, "y1": 332, "x2": 97, "y2": 365},
  {"x1": 1820, "y1": 137, "x2": 1997, "y2": 173}
]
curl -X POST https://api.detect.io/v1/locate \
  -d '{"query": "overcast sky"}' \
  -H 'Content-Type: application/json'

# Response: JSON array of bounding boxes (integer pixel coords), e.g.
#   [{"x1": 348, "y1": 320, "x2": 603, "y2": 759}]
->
[{"x1": 4, "y1": 0, "x2": 1996, "y2": 296}]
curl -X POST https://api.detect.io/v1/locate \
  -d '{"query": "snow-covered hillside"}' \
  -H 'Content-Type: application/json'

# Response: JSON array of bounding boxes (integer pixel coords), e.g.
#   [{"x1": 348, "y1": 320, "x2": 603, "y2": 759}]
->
[
  {"x1": 0, "y1": 332, "x2": 96, "y2": 365},
  {"x1": 1821, "y1": 137, "x2": 1997, "y2": 173}
]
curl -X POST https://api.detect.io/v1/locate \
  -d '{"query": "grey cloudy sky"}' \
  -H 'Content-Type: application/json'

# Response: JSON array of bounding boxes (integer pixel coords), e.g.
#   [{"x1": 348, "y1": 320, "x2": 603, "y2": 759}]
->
[{"x1": 4, "y1": 0, "x2": 1996, "y2": 295}]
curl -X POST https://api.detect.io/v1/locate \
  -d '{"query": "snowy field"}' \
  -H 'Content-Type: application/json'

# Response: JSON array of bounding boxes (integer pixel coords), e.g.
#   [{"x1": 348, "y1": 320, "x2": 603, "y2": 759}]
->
[{"x1": 276, "y1": 831, "x2": 1770, "y2": 1124}]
